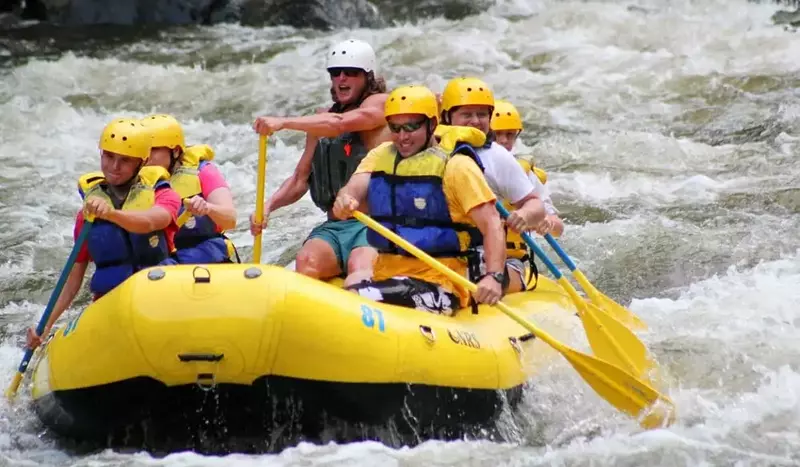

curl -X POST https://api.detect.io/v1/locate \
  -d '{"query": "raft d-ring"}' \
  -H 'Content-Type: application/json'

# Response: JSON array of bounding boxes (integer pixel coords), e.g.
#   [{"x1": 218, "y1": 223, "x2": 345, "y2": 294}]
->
[
  {"x1": 196, "y1": 372, "x2": 216, "y2": 392},
  {"x1": 192, "y1": 266, "x2": 211, "y2": 284},
  {"x1": 508, "y1": 336, "x2": 522, "y2": 355},
  {"x1": 419, "y1": 325, "x2": 436, "y2": 344}
]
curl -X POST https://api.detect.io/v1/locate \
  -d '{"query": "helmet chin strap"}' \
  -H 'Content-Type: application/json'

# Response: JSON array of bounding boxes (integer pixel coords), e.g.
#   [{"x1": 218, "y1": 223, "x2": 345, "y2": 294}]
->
[{"x1": 168, "y1": 148, "x2": 182, "y2": 173}]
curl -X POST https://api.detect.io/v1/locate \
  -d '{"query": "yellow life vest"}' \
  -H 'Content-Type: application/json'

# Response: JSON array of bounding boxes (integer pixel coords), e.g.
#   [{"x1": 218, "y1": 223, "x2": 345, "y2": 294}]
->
[
  {"x1": 78, "y1": 166, "x2": 172, "y2": 296},
  {"x1": 79, "y1": 165, "x2": 171, "y2": 211},
  {"x1": 170, "y1": 144, "x2": 214, "y2": 200},
  {"x1": 168, "y1": 144, "x2": 239, "y2": 263}
]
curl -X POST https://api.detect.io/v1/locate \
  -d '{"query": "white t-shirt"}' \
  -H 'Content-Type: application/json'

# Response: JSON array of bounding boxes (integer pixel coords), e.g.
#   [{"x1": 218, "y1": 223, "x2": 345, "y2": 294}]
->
[
  {"x1": 529, "y1": 172, "x2": 558, "y2": 215},
  {"x1": 476, "y1": 142, "x2": 534, "y2": 205}
]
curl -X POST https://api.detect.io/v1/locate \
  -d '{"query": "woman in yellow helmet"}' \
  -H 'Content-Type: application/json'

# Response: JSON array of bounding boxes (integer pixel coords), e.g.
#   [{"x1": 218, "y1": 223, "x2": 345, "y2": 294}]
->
[
  {"x1": 438, "y1": 77, "x2": 548, "y2": 294},
  {"x1": 26, "y1": 118, "x2": 182, "y2": 349},
  {"x1": 140, "y1": 114, "x2": 239, "y2": 264},
  {"x1": 491, "y1": 99, "x2": 564, "y2": 237},
  {"x1": 332, "y1": 84, "x2": 506, "y2": 314}
]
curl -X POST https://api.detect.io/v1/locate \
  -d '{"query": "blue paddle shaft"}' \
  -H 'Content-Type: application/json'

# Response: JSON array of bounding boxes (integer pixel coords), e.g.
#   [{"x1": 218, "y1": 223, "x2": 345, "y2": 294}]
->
[
  {"x1": 16, "y1": 221, "x2": 92, "y2": 374},
  {"x1": 495, "y1": 202, "x2": 562, "y2": 279},
  {"x1": 544, "y1": 233, "x2": 578, "y2": 271}
]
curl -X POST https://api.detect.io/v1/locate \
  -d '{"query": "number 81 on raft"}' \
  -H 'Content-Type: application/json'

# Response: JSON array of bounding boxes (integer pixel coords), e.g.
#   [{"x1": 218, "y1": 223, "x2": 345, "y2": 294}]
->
[{"x1": 361, "y1": 304, "x2": 386, "y2": 332}]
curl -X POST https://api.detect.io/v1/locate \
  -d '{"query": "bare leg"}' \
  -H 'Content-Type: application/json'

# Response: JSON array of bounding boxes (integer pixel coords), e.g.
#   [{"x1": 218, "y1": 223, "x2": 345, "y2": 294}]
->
[
  {"x1": 505, "y1": 264, "x2": 524, "y2": 293},
  {"x1": 295, "y1": 238, "x2": 342, "y2": 280},
  {"x1": 343, "y1": 246, "x2": 378, "y2": 288}
]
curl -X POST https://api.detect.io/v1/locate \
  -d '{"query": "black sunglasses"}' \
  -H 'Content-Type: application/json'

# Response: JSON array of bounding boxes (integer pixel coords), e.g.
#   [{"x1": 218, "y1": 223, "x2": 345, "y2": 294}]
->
[
  {"x1": 388, "y1": 118, "x2": 428, "y2": 134},
  {"x1": 328, "y1": 67, "x2": 362, "y2": 78}
]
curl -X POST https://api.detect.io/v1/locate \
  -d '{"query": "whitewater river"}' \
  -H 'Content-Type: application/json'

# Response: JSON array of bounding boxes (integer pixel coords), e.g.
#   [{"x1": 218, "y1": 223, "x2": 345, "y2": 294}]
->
[{"x1": 2, "y1": 0, "x2": 800, "y2": 465}]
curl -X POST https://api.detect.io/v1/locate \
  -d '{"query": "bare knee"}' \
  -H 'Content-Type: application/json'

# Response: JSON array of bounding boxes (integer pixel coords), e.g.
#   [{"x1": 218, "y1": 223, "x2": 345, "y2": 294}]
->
[
  {"x1": 347, "y1": 247, "x2": 377, "y2": 275},
  {"x1": 296, "y1": 241, "x2": 340, "y2": 279},
  {"x1": 295, "y1": 249, "x2": 322, "y2": 278}
]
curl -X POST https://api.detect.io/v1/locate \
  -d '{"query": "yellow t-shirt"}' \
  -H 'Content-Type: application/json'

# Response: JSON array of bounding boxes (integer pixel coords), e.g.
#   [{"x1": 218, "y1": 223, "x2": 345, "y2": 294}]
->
[{"x1": 355, "y1": 147, "x2": 496, "y2": 308}]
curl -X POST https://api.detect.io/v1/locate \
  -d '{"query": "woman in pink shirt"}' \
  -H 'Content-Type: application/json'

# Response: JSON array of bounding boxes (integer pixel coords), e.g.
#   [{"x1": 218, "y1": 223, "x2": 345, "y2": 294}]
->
[{"x1": 141, "y1": 114, "x2": 239, "y2": 264}]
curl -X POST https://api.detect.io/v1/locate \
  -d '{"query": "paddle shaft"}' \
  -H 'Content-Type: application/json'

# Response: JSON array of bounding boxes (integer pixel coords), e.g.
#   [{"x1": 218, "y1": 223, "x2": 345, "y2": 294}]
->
[
  {"x1": 496, "y1": 202, "x2": 642, "y2": 374},
  {"x1": 253, "y1": 135, "x2": 268, "y2": 263},
  {"x1": 543, "y1": 232, "x2": 597, "y2": 290},
  {"x1": 6, "y1": 220, "x2": 93, "y2": 398},
  {"x1": 176, "y1": 199, "x2": 193, "y2": 227}
]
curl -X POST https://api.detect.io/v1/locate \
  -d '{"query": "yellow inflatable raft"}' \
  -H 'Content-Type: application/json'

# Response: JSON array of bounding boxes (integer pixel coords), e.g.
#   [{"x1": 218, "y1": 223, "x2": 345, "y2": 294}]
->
[{"x1": 29, "y1": 263, "x2": 579, "y2": 451}]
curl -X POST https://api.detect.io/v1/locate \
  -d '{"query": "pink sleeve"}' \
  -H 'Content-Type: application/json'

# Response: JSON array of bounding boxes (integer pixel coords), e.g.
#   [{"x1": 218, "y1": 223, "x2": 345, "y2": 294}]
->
[
  {"x1": 73, "y1": 210, "x2": 92, "y2": 263},
  {"x1": 154, "y1": 187, "x2": 182, "y2": 252},
  {"x1": 154, "y1": 187, "x2": 181, "y2": 222},
  {"x1": 198, "y1": 163, "x2": 229, "y2": 199}
]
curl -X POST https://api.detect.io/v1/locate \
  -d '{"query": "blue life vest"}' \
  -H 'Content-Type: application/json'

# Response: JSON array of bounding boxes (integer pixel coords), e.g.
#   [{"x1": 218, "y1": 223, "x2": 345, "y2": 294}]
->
[
  {"x1": 169, "y1": 144, "x2": 238, "y2": 264},
  {"x1": 78, "y1": 166, "x2": 173, "y2": 297},
  {"x1": 365, "y1": 142, "x2": 484, "y2": 257}
]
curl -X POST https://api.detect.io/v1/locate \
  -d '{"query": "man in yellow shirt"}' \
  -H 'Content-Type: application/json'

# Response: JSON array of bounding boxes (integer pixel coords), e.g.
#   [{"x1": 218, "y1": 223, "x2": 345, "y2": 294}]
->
[{"x1": 332, "y1": 85, "x2": 506, "y2": 315}]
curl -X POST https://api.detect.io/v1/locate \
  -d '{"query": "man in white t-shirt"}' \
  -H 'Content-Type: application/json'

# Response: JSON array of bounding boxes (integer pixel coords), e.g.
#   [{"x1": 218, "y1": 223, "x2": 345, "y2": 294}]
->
[
  {"x1": 492, "y1": 99, "x2": 564, "y2": 237},
  {"x1": 438, "y1": 77, "x2": 547, "y2": 294}
]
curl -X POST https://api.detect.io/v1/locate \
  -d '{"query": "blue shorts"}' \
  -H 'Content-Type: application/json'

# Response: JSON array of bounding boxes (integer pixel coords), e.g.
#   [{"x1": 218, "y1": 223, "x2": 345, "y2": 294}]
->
[{"x1": 305, "y1": 218, "x2": 370, "y2": 271}]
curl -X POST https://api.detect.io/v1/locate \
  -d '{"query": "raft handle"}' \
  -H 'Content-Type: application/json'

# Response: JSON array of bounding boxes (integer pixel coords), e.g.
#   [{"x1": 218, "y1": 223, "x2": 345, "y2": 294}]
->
[
  {"x1": 192, "y1": 266, "x2": 211, "y2": 284},
  {"x1": 419, "y1": 325, "x2": 436, "y2": 344},
  {"x1": 508, "y1": 337, "x2": 522, "y2": 355},
  {"x1": 196, "y1": 372, "x2": 216, "y2": 391},
  {"x1": 178, "y1": 353, "x2": 224, "y2": 362}
]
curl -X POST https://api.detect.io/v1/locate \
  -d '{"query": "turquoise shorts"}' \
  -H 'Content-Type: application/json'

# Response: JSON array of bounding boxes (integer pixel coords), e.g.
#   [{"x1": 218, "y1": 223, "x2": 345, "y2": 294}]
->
[{"x1": 305, "y1": 218, "x2": 370, "y2": 271}]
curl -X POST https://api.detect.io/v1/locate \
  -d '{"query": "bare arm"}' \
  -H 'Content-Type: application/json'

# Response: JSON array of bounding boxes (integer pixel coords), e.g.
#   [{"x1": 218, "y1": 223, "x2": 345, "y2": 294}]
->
[
  {"x1": 511, "y1": 192, "x2": 546, "y2": 227},
  {"x1": 281, "y1": 94, "x2": 387, "y2": 138},
  {"x1": 204, "y1": 187, "x2": 237, "y2": 231},
  {"x1": 43, "y1": 262, "x2": 87, "y2": 332},
  {"x1": 105, "y1": 206, "x2": 172, "y2": 234},
  {"x1": 549, "y1": 215, "x2": 565, "y2": 237},
  {"x1": 468, "y1": 201, "x2": 506, "y2": 274},
  {"x1": 338, "y1": 173, "x2": 370, "y2": 208}
]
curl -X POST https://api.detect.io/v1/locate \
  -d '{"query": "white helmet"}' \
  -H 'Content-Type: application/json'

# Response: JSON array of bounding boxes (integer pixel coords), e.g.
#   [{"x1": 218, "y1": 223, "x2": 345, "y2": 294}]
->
[{"x1": 326, "y1": 39, "x2": 377, "y2": 74}]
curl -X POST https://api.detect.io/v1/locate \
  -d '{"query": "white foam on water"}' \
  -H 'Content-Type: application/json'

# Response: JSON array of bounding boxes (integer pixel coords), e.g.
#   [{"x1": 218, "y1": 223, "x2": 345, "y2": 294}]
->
[{"x1": 2, "y1": 0, "x2": 800, "y2": 465}]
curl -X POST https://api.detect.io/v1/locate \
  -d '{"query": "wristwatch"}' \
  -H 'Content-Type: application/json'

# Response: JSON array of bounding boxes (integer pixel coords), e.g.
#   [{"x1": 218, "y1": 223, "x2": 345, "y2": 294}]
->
[{"x1": 483, "y1": 271, "x2": 505, "y2": 284}]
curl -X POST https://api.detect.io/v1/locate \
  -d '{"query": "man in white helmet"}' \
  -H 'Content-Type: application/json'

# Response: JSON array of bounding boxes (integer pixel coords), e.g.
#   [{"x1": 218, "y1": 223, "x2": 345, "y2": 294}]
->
[{"x1": 251, "y1": 39, "x2": 390, "y2": 286}]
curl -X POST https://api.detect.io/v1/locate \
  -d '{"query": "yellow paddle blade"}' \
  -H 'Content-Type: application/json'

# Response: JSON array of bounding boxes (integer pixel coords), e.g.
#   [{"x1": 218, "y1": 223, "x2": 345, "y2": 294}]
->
[
  {"x1": 557, "y1": 340, "x2": 676, "y2": 429},
  {"x1": 573, "y1": 269, "x2": 648, "y2": 330},
  {"x1": 495, "y1": 300, "x2": 675, "y2": 429},
  {"x1": 353, "y1": 211, "x2": 676, "y2": 429},
  {"x1": 582, "y1": 299, "x2": 656, "y2": 379},
  {"x1": 5, "y1": 372, "x2": 22, "y2": 400},
  {"x1": 555, "y1": 276, "x2": 655, "y2": 380}
]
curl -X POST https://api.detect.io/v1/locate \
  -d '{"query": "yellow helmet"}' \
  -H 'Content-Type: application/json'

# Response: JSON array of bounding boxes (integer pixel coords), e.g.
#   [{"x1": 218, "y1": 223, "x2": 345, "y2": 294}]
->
[
  {"x1": 140, "y1": 114, "x2": 185, "y2": 151},
  {"x1": 440, "y1": 77, "x2": 494, "y2": 112},
  {"x1": 385, "y1": 85, "x2": 439, "y2": 119},
  {"x1": 491, "y1": 99, "x2": 523, "y2": 132},
  {"x1": 98, "y1": 118, "x2": 152, "y2": 160}
]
